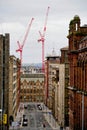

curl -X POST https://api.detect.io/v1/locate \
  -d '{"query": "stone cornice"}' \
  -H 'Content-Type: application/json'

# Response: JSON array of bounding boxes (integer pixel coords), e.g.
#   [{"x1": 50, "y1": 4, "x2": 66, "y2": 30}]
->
[{"x1": 67, "y1": 86, "x2": 87, "y2": 96}]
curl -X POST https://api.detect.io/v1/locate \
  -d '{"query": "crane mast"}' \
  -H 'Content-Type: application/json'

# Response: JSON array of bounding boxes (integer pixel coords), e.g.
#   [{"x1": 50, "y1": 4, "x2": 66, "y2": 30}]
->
[
  {"x1": 16, "y1": 18, "x2": 34, "y2": 67},
  {"x1": 38, "y1": 6, "x2": 50, "y2": 72}
]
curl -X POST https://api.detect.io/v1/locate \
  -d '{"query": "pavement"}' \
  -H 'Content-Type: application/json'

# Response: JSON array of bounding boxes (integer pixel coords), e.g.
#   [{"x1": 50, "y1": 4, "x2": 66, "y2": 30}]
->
[
  {"x1": 42, "y1": 105, "x2": 60, "y2": 130},
  {"x1": 9, "y1": 103, "x2": 24, "y2": 129}
]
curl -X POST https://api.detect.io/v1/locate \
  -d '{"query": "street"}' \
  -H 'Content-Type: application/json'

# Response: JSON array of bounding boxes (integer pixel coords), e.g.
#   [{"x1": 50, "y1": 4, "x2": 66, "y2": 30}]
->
[
  {"x1": 21, "y1": 103, "x2": 55, "y2": 130},
  {"x1": 10, "y1": 102, "x2": 59, "y2": 130}
]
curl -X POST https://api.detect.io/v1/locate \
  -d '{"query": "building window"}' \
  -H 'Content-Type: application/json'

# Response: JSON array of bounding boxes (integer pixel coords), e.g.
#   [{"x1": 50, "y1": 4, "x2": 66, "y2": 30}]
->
[{"x1": 76, "y1": 23, "x2": 77, "y2": 30}]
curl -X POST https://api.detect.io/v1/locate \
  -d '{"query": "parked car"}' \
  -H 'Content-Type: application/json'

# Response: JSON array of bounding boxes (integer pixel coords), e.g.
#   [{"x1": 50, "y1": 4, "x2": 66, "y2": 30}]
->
[
  {"x1": 37, "y1": 104, "x2": 42, "y2": 110},
  {"x1": 22, "y1": 118, "x2": 28, "y2": 126},
  {"x1": 24, "y1": 105, "x2": 27, "y2": 109}
]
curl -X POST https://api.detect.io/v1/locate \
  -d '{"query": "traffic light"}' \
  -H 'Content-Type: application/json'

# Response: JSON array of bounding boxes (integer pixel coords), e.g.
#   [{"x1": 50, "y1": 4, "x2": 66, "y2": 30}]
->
[{"x1": 3, "y1": 114, "x2": 7, "y2": 124}]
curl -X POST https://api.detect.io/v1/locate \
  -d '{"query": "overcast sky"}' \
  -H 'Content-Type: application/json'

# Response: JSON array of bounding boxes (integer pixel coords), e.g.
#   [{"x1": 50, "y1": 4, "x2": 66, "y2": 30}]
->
[{"x1": 0, "y1": 0, "x2": 87, "y2": 63}]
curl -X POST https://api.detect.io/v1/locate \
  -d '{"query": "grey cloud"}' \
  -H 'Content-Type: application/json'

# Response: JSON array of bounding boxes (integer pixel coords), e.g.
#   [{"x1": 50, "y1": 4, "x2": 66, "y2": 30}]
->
[{"x1": 0, "y1": 0, "x2": 87, "y2": 63}]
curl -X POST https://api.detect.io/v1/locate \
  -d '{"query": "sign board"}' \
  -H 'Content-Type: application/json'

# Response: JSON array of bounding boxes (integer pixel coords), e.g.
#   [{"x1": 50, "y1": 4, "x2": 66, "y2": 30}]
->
[
  {"x1": 3, "y1": 114, "x2": 7, "y2": 124},
  {"x1": 0, "y1": 109, "x2": 2, "y2": 112}
]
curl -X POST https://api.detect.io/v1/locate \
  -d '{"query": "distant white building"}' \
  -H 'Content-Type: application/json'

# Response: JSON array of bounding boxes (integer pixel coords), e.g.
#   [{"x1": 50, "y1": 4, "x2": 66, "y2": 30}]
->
[{"x1": 21, "y1": 64, "x2": 42, "y2": 74}]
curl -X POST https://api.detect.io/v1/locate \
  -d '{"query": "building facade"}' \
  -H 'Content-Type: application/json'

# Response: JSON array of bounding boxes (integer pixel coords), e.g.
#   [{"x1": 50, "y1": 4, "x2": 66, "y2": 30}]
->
[
  {"x1": 45, "y1": 48, "x2": 70, "y2": 128},
  {"x1": 44, "y1": 53, "x2": 60, "y2": 108},
  {"x1": 9, "y1": 55, "x2": 20, "y2": 122},
  {"x1": 16, "y1": 58, "x2": 21, "y2": 113},
  {"x1": 50, "y1": 63, "x2": 65, "y2": 127},
  {"x1": 60, "y1": 47, "x2": 69, "y2": 127},
  {"x1": 20, "y1": 73, "x2": 44, "y2": 102},
  {"x1": 67, "y1": 15, "x2": 87, "y2": 130},
  {"x1": 0, "y1": 34, "x2": 9, "y2": 130}
]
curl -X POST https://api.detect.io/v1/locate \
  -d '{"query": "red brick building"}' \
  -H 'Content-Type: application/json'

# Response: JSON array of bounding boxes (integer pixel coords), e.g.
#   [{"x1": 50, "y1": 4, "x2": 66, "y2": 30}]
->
[{"x1": 67, "y1": 15, "x2": 87, "y2": 130}]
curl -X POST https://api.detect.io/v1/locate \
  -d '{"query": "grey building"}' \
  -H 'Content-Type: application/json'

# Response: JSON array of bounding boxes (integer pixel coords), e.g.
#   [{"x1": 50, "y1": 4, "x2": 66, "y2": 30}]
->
[{"x1": 0, "y1": 34, "x2": 10, "y2": 130}]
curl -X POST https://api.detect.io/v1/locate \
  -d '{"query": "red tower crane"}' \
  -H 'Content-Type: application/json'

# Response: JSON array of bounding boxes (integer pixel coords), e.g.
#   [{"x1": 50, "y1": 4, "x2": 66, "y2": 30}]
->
[
  {"x1": 38, "y1": 6, "x2": 50, "y2": 72},
  {"x1": 16, "y1": 18, "x2": 34, "y2": 67}
]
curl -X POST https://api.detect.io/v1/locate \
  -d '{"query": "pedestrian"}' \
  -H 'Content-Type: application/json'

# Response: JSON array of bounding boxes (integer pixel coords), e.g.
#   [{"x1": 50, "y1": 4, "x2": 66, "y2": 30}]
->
[{"x1": 43, "y1": 123, "x2": 46, "y2": 128}]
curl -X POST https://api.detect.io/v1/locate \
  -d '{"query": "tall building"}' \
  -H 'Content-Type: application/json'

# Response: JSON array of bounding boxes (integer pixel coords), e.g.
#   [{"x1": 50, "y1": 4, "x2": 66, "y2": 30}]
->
[
  {"x1": 67, "y1": 15, "x2": 87, "y2": 130},
  {"x1": 9, "y1": 55, "x2": 20, "y2": 123},
  {"x1": 44, "y1": 51, "x2": 60, "y2": 108},
  {"x1": 49, "y1": 63, "x2": 65, "y2": 127},
  {"x1": 48, "y1": 47, "x2": 69, "y2": 128},
  {"x1": 60, "y1": 47, "x2": 69, "y2": 127},
  {"x1": 0, "y1": 34, "x2": 10, "y2": 130}
]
